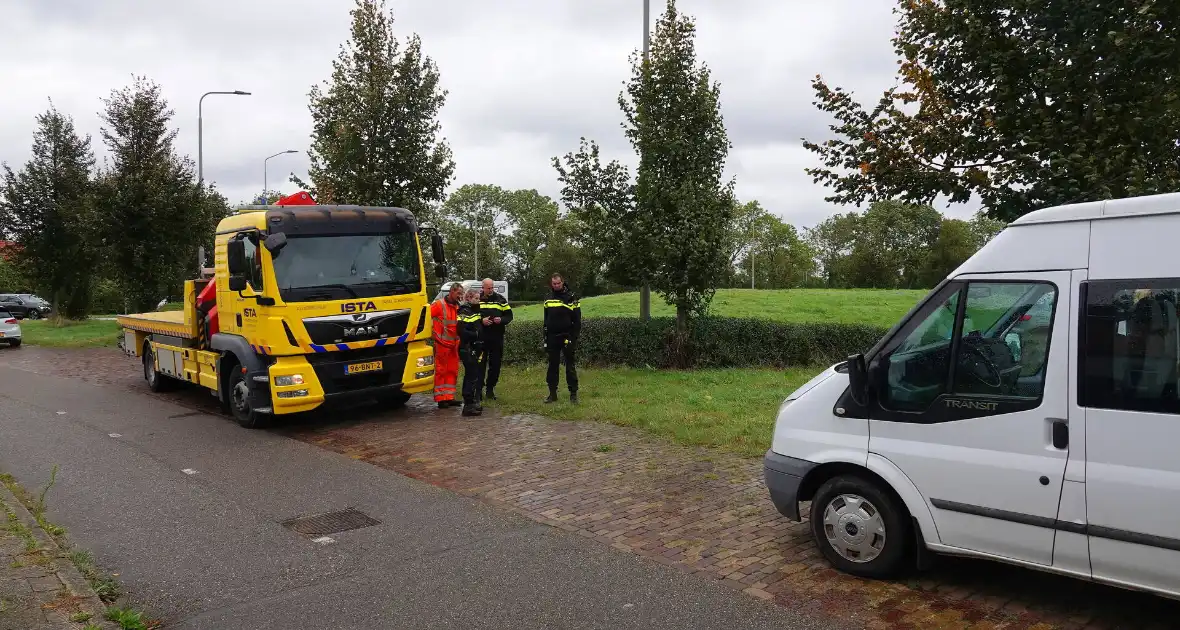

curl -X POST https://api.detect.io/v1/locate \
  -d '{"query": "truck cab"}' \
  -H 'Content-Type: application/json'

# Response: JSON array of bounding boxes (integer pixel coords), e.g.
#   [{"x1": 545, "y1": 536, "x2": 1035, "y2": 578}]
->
[
  {"x1": 118, "y1": 195, "x2": 447, "y2": 428},
  {"x1": 764, "y1": 191, "x2": 1180, "y2": 600}
]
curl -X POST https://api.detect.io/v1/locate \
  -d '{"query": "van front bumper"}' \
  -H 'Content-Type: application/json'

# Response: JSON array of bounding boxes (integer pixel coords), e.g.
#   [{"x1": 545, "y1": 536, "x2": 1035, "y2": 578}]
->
[{"x1": 763, "y1": 450, "x2": 817, "y2": 522}]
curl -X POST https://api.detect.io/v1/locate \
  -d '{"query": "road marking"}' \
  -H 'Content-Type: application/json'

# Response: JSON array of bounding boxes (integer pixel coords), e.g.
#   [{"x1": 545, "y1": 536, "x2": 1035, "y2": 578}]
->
[
  {"x1": 311, "y1": 536, "x2": 335, "y2": 545},
  {"x1": 108, "y1": 433, "x2": 121, "y2": 438},
  {"x1": 182, "y1": 469, "x2": 198, "y2": 475},
  {"x1": 55, "y1": 411, "x2": 66, "y2": 415},
  {"x1": 623, "y1": 604, "x2": 634, "y2": 609}
]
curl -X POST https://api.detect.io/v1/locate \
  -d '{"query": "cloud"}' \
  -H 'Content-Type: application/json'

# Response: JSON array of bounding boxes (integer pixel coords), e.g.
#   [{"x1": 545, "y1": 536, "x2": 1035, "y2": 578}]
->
[{"x1": 1, "y1": 0, "x2": 920, "y2": 225}]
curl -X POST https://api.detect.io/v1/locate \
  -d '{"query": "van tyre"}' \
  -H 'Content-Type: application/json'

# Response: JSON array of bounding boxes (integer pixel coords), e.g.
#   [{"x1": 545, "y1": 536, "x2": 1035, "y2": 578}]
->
[
  {"x1": 810, "y1": 474, "x2": 911, "y2": 579},
  {"x1": 228, "y1": 369, "x2": 268, "y2": 429}
]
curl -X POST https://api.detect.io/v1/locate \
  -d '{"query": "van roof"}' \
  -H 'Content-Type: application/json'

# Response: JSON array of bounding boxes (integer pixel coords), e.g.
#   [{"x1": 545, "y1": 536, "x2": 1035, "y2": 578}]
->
[{"x1": 1013, "y1": 192, "x2": 1180, "y2": 226}]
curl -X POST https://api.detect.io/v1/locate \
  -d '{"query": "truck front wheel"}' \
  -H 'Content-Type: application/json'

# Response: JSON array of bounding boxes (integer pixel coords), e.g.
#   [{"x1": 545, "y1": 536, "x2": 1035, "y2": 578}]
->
[
  {"x1": 143, "y1": 345, "x2": 171, "y2": 393},
  {"x1": 228, "y1": 369, "x2": 268, "y2": 429}
]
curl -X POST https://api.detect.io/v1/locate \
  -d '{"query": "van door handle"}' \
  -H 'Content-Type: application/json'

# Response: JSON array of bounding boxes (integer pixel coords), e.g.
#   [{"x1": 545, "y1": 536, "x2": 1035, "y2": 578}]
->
[{"x1": 1050, "y1": 419, "x2": 1068, "y2": 449}]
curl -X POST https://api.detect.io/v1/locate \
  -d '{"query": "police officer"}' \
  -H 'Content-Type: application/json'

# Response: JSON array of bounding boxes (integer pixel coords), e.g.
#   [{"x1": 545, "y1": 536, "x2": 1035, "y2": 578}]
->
[
  {"x1": 457, "y1": 288, "x2": 485, "y2": 416},
  {"x1": 478, "y1": 278, "x2": 512, "y2": 400},
  {"x1": 543, "y1": 273, "x2": 581, "y2": 403}
]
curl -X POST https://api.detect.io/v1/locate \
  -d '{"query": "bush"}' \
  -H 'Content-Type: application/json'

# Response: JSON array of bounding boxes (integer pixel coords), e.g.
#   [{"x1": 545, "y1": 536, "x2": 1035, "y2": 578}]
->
[
  {"x1": 502, "y1": 317, "x2": 888, "y2": 369},
  {"x1": 90, "y1": 279, "x2": 126, "y2": 315}
]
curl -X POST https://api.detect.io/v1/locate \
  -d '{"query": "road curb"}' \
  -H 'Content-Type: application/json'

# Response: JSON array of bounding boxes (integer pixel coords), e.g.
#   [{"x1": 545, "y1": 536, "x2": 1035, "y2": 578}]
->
[{"x1": 0, "y1": 477, "x2": 118, "y2": 629}]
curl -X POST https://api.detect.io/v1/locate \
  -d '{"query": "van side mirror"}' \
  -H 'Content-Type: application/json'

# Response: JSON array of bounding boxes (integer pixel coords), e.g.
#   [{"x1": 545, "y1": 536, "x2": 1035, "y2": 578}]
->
[
  {"x1": 227, "y1": 239, "x2": 246, "y2": 275},
  {"x1": 263, "y1": 232, "x2": 288, "y2": 256},
  {"x1": 846, "y1": 353, "x2": 868, "y2": 406}
]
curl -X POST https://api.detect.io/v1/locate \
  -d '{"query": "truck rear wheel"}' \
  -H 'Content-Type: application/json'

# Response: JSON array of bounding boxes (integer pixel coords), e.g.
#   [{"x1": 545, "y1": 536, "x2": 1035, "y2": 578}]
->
[
  {"x1": 143, "y1": 345, "x2": 171, "y2": 393},
  {"x1": 228, "y1": 368, "x2": 268, "y2": 429}
]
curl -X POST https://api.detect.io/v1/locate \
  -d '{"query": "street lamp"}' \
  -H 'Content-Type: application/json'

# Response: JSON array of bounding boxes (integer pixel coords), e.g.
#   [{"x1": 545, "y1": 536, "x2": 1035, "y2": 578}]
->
[
  {"x1": 639, "y1": 0, "x2": 652, "y2": 321},
  {"x1": 197, "y1": 90, "x2": 251, "y2": 185},
  {"x1": 263, "y1": 150, "x2": 298, "y2": 204}
]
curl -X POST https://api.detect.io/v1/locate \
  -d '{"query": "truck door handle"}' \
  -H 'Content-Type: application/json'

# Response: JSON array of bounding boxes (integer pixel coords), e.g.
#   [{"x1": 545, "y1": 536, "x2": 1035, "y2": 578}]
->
[{"x1": 1050, "y1": 419, "x2": 1068, "y2": 449}]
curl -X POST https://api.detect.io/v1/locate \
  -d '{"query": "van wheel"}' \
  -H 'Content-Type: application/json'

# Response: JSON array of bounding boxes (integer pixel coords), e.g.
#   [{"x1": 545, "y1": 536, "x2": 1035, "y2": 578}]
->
[
  {"x1": 143, "y1": 345, "x2": 171, "y2": 392},
  {"x1": 228, "y1": 369, "x2": 268, "y2": 429},
  {"x1": 810, "y1": 475, "x2": 911, "y2": 579}
]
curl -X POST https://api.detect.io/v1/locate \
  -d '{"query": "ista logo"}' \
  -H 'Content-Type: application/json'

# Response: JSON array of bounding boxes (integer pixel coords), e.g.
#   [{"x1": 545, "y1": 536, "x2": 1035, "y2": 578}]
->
[
  {"x1": 243, "y1": 307, "x2": 257, "y2": 317},
  {"x1": 341, "y1": 301, "x2": 378, "y2": 313}
]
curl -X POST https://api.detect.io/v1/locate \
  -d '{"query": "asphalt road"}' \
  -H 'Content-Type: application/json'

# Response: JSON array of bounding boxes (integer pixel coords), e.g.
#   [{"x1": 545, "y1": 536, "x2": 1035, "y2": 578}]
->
[{"x1": 0, "y1": 365, "x2": 844, "y2": 630}]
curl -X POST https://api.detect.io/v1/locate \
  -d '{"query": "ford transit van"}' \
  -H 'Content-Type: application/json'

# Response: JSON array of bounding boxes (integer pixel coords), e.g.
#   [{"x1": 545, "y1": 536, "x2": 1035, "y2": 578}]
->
[{"x1": 764, "y1": 192, "x2": 1180, "y2": 599}]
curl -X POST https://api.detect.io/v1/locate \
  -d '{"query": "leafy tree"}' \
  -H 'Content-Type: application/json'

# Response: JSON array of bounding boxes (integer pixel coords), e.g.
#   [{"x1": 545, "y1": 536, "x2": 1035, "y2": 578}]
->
[
  {"x1": 917, "y1": 218, "x2": 976, "y2": 287},
  {"x1": 95, "y1": 77, "x2": 229, "y2": 312},
  {"x1": 737, "y1": 216, "x2": 817, "y2": 289},
  {"x1": 0, "y1": 105, "x2": 97, "y2": 317},
  {"x1": 297, "y1": 0, "x2": 454, "y2": 215},
  {"x1": 804, "y1": 0, "x2": 1180, "y2": 221},
  {"x1": 436, "y1": 184, "x2": 509, "y2": 281},
  {"x1": 806, "y1": 213, "x2": 859, "y2": 288},
  {"x1": 552, "y1": 138, "x2": 636, "y2": 288},
  {"x1": 499, "y1": 188, "x2": 564, "y2": 299},
  {"x1": 620, "y1": 0, "x2": 733, "y2": 333},
  {"x1": 723, "y1": 199, "x2": 769, "y2": 286}
]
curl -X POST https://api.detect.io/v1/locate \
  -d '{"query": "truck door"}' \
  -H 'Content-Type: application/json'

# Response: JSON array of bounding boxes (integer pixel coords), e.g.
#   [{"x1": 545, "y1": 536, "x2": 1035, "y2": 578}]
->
[{"x1": 866, "y1": 271, "x2": 1071, "y2": 565}]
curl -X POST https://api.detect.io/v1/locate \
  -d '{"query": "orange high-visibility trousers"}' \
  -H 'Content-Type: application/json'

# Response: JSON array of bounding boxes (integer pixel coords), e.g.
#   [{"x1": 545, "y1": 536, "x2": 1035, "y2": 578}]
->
[{"x1": 433, "y1": 345, "x2": 459, "y2": 402}]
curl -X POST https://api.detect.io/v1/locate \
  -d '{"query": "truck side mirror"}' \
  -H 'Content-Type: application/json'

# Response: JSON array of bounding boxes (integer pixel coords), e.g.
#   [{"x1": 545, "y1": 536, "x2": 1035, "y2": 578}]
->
[
  {"x1": 846, "y1": 353, "x2": 869, "y2": 406},
  {"x1": 434, "y1": 263, "x2": 448, "y2": 280},
  {"x1": 431, "y1": 233, "x2": 446, "y2": 265},
  {"x1": 263, "y1": 232, "x2": 288, "y2": 256},
  {"x1": 228, "y1": 275, "x2": 247, "y2": 292},
  {"x1": 227, "y1": 239, "x2": 246, "y2": 275}
]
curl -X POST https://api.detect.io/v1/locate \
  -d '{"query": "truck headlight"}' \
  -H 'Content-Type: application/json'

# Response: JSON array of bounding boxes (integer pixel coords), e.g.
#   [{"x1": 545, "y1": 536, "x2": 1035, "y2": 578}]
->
[
  {"x1": 416, "y1": 356, "x2": 434, "y2": 367},
  {"x1": 415, "y1": 370, "x2": 434, "y2": 379},
  {"x1": 274, "y1": 374, "x2": 304, "y2": 386}
]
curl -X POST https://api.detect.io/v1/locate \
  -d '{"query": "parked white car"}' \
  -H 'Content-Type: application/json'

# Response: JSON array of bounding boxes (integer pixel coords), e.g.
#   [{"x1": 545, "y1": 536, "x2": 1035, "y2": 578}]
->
[
  {"x1": 765, "y1": 191, "x2": 1180, "y2": 600},
  {"x1": 0, "y1": 309, "x2": 23, "y2": 347}
]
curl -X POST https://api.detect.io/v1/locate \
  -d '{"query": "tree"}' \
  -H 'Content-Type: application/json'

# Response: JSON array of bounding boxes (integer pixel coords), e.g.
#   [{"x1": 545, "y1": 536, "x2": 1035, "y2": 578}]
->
[
  {"x1": 917, "y1": 218, "x2": 976, "y2": 287},
  {"x1": 620, "y1": 0, "x2": 734, "y2": 333},
  {"x1": 552, "y1": 138, "x2": 636, "y2": 288},
  {"x1": 95, "y1": 76, "x2": 229, "y2": 313},
  {"x1": 738, "y1": 216, "x2": 817, "y2": 289},
  {"x1": 723, "y1": 199, "x2": 770, "y2": 286},
  {"x1": 806, "y1": 213, "x2": 859, "y2": 288},
  {"x1": 0, "y1": 105, "x2": 97, "y2": 318},
  {"x1": 436, "y1": 184, "x2": 509, "y2": 281},
  {"x1": 803, "y1": 0, "x2": 1180, "y2": 222},
  {"x1": 298, "y1": 0, "x2": 454, "y2": 215},
  {"x1": 498, "y1": 188, "x2": 563, "y2": 299}
]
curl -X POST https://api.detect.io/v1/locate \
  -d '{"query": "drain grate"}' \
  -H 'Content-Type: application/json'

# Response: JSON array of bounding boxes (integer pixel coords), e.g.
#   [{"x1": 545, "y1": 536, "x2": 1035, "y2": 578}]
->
[{"x1": 280, "y1": 508, "x2": 381, "y2": 537}]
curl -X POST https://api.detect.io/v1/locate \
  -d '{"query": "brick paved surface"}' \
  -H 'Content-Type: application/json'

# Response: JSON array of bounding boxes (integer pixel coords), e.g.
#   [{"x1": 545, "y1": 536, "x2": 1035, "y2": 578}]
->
[
  {"x1": 0, "y1": 473, "x2": 114, "y2": 630},
  {"x1": 4, "y1": 346, "x2": 1180, "y2": 629}
]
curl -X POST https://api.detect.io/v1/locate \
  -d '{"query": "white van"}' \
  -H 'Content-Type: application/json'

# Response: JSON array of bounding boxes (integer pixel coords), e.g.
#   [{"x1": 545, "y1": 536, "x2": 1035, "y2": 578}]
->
[
  {"x1": 765, "y1": 192, "x2": 1180, "y2": 599},
  {"x1": 433, "y1": 280, "x2": 508, "y2": 302}
]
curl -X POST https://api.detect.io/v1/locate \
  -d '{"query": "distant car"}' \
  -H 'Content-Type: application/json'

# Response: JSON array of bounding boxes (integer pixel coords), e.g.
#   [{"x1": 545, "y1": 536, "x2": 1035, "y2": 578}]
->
[
  {"x1": 0, "y1": 294, "x2": 50, "y2": 320},
  {"x1": 0, "y1": 310, "x2": 22, "y2": 347},
  {"x1": 433, "y1": 280, "x2": 508, "y2": 302}
]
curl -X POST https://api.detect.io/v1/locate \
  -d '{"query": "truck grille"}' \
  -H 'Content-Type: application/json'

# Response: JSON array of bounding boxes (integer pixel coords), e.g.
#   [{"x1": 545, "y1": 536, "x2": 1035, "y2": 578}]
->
[{"x1": 306, "y1": 346, "x2": 410, "y2": 395}]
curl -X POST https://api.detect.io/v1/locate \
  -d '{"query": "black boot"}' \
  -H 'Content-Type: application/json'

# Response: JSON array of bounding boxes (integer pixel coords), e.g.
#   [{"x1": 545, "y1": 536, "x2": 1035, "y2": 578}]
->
[
  {"x1": 485, "y1": 387, "x2": 496, "y2": 400},
  {"x1": 462, "y1": 399, "x2": 479, "y2": 416},
  {"x1": 544, "y1": 389, "x2": 558, "y2": 403},
  {"x1": 570, "y1": 391, "x2": 578, "y2": 404}
]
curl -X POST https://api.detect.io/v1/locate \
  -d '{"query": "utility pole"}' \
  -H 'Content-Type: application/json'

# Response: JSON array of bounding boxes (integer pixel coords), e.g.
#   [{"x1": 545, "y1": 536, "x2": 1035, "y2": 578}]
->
[
  {"x1": 197, "y1": 90, "x2": 251, "y2": 184},
  {"x1": 751, "y1": 253, "x2": 755, "y2": 289},
  {"x1": 639, "y1": 0, "x2": 652, "y2": 321}
]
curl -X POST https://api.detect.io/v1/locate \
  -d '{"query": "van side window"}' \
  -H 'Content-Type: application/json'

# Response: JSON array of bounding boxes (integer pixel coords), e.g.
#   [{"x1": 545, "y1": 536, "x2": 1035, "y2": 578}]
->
[
  {"x1": 880, "y1": 281, "x2": 1056, "y2": 414},
  {"x1": 1081, "y1": 280, "x2": 1180, "y2": 414},
  {"x1": 953, "y1": 282, "x2": 1055, "y2": 398}
]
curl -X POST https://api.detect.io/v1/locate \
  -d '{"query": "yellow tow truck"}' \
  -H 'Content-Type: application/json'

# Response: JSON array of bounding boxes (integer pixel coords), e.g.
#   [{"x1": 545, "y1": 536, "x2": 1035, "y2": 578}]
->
[{"x1": 117, "y1": 191, "x2": 448, "y2": 427}]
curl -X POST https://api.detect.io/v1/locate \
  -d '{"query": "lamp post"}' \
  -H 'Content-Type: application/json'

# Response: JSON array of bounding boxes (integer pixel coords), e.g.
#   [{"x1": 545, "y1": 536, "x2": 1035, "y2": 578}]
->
[
  {"x1": 197, "y1": 90, "x2": 251, "y2": 185},
  {"x1": 263, "y1": 150, "x2": 298, "y2": 204},
  {"x1": 639, "y1": 0, "x2": 652, "y2": 321}
]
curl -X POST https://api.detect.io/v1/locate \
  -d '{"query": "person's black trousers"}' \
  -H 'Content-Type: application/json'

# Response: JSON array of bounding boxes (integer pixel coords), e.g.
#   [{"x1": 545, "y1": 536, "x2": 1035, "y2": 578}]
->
[
  {"x1": 546, "y1": 337, "x2": 578, "y2": 393},
  {"x1": 481, "y1": 338, "x2": 503, "y2": 391},
  {"x1": 460, "y1": 346, "x2": 485, "y2": 404}
]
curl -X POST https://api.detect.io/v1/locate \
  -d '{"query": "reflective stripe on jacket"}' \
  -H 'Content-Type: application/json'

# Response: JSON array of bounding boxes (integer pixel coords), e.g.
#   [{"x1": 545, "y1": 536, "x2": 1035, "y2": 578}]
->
[
  {"x1": 543, "y1": 287, "x2": 581, "y2": 340},
  {"x1": 430, "y1": 298, "x2": 459, "y2": 348},
  {"x1": 479, "y1": 291, "x2": 513, "y2": 340}
]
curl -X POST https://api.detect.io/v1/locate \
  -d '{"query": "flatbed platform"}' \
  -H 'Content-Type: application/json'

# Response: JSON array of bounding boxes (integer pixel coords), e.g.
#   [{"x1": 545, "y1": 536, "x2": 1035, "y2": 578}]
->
[{"x1": 117, "y1": 310, "x2": 196, "y2": 339}]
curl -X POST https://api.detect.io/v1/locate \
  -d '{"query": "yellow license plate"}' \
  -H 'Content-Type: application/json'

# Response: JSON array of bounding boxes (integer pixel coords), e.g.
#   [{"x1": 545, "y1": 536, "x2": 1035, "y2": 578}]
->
[{"x1": 345, "y1": 360, "x2": 383, "y2": 375}]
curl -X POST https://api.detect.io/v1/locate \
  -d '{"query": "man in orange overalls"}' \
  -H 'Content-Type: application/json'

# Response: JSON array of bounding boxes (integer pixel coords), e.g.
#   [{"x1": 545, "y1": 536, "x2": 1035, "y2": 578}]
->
[{"x1": 430, "y1": 283, "x2": 463, "y2": 408}]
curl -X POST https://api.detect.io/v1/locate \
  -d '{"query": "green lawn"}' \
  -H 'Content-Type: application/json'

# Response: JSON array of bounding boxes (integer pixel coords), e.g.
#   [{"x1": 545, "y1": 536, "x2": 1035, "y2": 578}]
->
[
  {"x1": 20, "y1": 319, "x2": 120, "y2": 348},
  {"x1": 487, "y1": 365, "x2": 821, "y2": 457},
  {"x1": 510, "y1": 288, "x2": 927, "y2": 327}
]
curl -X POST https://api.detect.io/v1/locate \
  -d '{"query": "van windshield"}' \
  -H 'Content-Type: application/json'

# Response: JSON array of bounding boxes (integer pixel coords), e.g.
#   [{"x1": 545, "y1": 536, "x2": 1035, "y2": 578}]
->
[{"x1": 271, "y1": 233, "x2": 422, "y2": 303}]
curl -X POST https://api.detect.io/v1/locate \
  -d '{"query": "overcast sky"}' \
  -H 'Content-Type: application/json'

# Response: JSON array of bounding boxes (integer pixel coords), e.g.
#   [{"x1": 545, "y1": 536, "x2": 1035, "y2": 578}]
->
[{"x1": 0, "y1": 0, "x2": 976, "y2": 229}]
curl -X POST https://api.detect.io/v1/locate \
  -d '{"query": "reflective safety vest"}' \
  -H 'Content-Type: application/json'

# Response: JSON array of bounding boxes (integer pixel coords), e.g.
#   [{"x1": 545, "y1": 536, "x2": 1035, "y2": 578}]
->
[{"x1": 430, "y1": 299, "x2": 459, "y2": 349}]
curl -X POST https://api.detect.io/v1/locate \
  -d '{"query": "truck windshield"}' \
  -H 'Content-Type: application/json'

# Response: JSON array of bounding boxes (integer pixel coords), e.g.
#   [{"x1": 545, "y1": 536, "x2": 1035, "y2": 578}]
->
[{"x1": 271, "y1": 233, "x2": 422, "y2": 302}]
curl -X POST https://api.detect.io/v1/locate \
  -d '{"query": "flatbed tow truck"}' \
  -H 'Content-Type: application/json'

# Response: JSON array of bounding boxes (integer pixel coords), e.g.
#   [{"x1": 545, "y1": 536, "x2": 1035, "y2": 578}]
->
[{"x1": 117, "y1": 191, "x2": 448, "y2": 427}]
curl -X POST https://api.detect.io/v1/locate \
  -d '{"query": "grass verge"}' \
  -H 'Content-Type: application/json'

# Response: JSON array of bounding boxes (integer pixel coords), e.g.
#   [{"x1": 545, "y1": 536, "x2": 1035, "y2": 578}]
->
[
  {"x1": 20, "y1": 318, "x2": 120, "y2": 348},
  {"x1": 488, "y1": 365, "x2": 823, "y2": 458},
  {"x1": 510, "y1": 288, "x2": 927, "y2": 327},
  {"x1": 0, "y1": 470, "x2": 155, "y2": 629}
]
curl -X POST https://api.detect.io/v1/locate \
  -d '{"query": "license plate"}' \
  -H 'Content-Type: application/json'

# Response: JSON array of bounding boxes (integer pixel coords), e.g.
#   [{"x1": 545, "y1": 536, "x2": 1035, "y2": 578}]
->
[{"x1": 345, "y1": 360, "x2": 383, "y2": 375}]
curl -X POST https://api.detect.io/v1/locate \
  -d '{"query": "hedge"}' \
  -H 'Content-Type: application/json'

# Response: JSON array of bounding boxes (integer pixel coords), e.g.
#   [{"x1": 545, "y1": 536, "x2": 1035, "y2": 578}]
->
[{"x1": 501, "y1": 317, "x2": 889, "y2": 369}]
